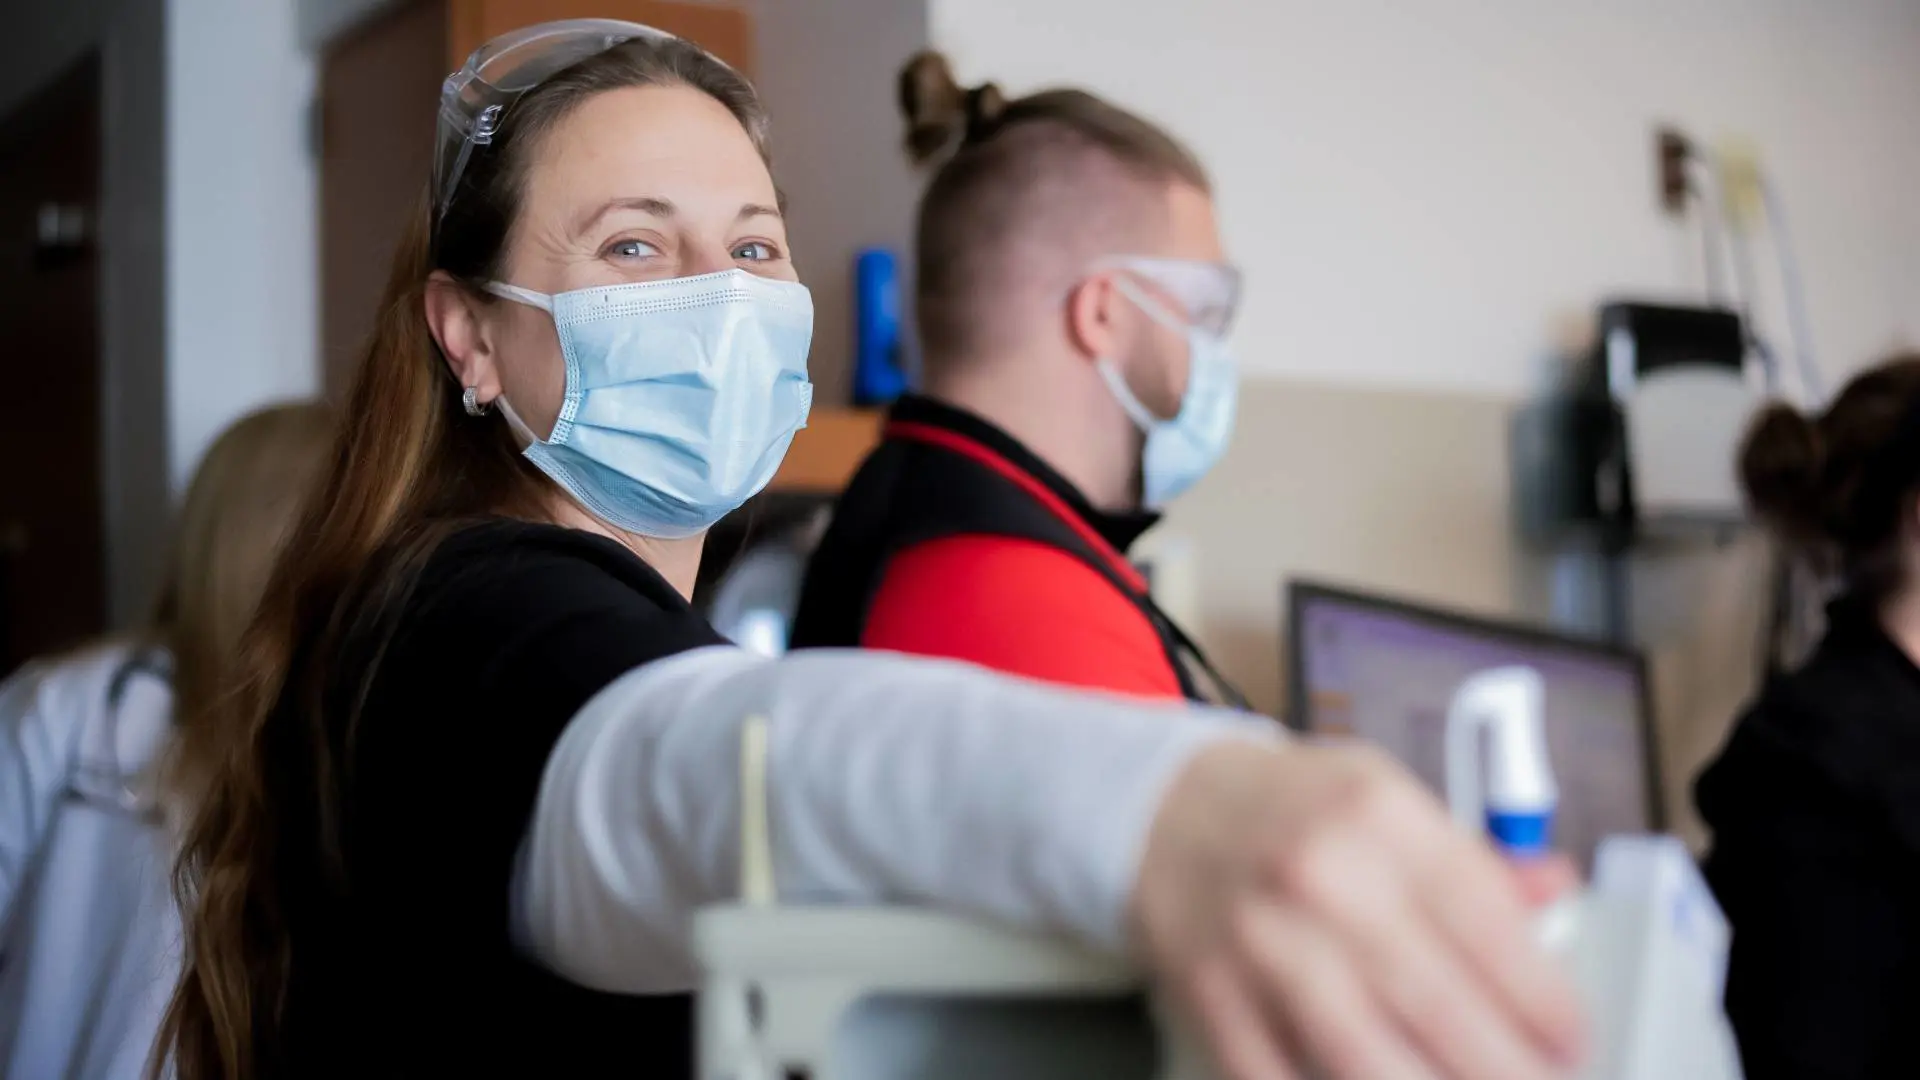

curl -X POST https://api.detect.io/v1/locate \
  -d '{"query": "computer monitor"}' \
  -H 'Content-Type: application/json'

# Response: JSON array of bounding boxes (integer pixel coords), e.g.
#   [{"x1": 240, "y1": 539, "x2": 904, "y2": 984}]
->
[{"x1": 1285, "y1": 580, "x2": 1662, "y2": 870}]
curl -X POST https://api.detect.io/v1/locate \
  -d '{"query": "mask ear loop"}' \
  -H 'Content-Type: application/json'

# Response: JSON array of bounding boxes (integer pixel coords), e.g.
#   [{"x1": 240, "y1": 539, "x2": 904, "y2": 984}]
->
[
  {"x1": 1096, "y1": 358, "x2": 1162, "y2": 431},
  {"x1": 485, "y1": 281, "x2": 556, "y2": 312},
  {"x1": 494, "y1": 394, "x2": 542, "y2": 448},
  {"x1": 466, "y1": 281, "x2": 556, "y2": 446},
  {"x1": 1094, "y1": 273, "x2": 1198, "y2": 430}
]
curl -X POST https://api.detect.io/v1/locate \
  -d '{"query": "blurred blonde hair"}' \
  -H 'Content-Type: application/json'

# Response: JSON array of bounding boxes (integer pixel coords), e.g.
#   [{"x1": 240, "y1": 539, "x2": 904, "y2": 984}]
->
[{"x1": 158, "y1": 402, "x2": 334, "y2": 807}]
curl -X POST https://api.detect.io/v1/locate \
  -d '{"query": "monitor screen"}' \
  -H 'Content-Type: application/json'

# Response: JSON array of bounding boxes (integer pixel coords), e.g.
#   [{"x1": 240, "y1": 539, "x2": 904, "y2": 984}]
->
[{"x1": 1286, "y1": 582, "x2": 1659, "y2": 869}]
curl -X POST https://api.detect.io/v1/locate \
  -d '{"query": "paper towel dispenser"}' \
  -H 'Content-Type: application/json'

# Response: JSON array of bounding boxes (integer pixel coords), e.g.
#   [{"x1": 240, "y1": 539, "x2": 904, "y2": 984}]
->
[{"x1": 1513, "y1": 301, "x2": 1751, "y2": 552}]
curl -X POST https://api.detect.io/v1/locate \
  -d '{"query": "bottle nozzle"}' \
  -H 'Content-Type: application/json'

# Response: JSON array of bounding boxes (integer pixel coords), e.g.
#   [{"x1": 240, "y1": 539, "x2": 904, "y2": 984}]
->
[{"x1": 1445, "y1": 666, "x2": 1557, "y2": 857}]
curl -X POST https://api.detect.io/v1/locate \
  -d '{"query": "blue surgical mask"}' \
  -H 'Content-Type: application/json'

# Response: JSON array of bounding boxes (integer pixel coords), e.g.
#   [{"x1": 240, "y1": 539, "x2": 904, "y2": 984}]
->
[
  {"x1": 1096, "y1": 276, "x2": 1239, "y2": 508},
  {"x1": 486, "y1": 268, "x2": 815, "y2": 538}
]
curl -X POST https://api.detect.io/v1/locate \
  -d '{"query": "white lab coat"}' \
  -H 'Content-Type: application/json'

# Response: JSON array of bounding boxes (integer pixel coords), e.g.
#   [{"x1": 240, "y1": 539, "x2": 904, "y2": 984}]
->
[{"x1": 0, "y1": 643, "x2": 179, "y2": 1080}]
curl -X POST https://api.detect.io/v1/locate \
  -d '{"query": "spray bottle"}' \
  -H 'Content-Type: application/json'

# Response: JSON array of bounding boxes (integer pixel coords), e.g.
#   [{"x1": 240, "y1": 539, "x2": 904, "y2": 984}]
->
[
  {"x1": 1444, "y1": 666, "x2": 1557, "y2": 858},
  {"x1": 1444, "y1": 666, "x2": 1584, "y2": 953},
  {"x1": 1443, "y1": 666, "x2": 1746, "y2": 1079}
]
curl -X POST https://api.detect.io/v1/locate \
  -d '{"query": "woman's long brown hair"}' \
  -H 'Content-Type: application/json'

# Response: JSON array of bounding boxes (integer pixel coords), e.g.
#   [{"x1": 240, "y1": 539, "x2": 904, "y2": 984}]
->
[{"x1": 156, "y1": 35, "x2": 771, "y2": 1080}]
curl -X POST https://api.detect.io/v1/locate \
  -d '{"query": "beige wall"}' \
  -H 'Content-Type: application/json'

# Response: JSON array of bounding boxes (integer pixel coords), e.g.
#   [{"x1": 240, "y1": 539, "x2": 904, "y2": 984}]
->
[
  {"x1": 1153, "y1": 377, "x2": 1769, "y2": 848},
  {"x1": 1152, "y1": 378, "x2": 1520, "y2": 715}
]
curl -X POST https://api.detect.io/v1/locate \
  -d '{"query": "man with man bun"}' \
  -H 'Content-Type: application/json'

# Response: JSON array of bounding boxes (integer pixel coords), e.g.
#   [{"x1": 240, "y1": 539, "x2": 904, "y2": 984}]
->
[{"x1": 793, "y1": 53, "x2": 1243, "y2": 705}]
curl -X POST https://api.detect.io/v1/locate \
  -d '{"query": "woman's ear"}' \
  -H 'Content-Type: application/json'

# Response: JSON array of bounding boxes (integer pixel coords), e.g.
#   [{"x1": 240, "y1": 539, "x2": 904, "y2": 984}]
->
[
  {"x1": 423, "y1": 271, "x2": 502, "y2": 400},
  {"x1": 1065, "y1": 273, "x2": 1121, "y2": 363}
]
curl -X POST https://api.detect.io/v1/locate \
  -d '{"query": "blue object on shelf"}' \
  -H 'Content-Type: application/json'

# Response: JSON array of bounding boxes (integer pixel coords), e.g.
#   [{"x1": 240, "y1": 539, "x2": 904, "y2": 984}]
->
[{"x1": 853, "y1": 247, "x2": 911, "y2": 406}]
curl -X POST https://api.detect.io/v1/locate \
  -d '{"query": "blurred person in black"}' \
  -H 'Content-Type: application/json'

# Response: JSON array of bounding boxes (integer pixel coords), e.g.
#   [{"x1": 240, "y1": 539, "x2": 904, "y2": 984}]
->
[{"x1": 1697, "y1": 352, "x2": 1920, "y2": 1079}]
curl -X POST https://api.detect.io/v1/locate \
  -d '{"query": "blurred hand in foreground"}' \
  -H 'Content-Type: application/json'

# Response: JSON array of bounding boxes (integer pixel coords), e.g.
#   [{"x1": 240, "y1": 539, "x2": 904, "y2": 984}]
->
[{"x1": 1134, "y1": 741, "x2": 1585, "y2": 1080}]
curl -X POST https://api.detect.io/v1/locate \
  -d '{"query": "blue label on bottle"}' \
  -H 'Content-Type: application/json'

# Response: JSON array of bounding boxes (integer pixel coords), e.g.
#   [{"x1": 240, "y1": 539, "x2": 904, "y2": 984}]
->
[{"x1": 1485, "y1": 810, "x2": 1552, "y2": 855}]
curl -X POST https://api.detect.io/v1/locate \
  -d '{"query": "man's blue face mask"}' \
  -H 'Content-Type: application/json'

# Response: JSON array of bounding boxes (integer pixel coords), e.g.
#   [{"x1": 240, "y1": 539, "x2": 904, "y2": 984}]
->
[{"x1": 1084, "y1": 257, "x2": 1242, "y2": 508}]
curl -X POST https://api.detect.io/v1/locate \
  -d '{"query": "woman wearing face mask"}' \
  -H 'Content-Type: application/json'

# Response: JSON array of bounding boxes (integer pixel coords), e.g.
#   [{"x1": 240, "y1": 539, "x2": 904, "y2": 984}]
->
[
  {"x1": 791, "y1": 52, "x2": 1244, "y2": 705},
  {"x1": 158, "y1": 23, "x2": 1581, "y2": 1080}
]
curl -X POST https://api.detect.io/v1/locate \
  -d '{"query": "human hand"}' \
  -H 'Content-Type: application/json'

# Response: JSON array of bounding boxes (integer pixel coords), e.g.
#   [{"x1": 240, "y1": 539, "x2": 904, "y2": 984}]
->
[
  {"x1": 1508, "y1": 854, "x2": 1579, "y2": 909},
  {"x1": 1132, "y1": 740, "x2": 1585, "y2": 1080}
]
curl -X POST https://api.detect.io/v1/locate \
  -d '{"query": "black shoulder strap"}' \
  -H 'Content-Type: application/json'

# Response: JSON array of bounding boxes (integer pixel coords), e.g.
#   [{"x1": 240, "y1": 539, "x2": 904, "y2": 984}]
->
[
  {"x1": 1145, "y1": 600, "x2": 1251, "y2": 712},
  {"x1": 795, "y1": 429, "x2": 1252, "y2": 709}
]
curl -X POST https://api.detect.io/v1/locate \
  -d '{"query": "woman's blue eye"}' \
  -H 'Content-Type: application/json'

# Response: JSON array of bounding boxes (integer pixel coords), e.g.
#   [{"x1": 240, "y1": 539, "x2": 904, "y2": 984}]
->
[
  {"x1": 608, "y1": 239, "x2": 659, "y2": 259},
  {"x1": 733, "y1": 241, "x2": 776, "y2": 261}
]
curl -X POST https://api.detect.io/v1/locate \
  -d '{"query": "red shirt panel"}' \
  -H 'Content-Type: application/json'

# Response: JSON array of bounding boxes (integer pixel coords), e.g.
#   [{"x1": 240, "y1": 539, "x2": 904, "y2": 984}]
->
[{"x1": 860, "y1": 534, "x2": 1184, "y2": 700}]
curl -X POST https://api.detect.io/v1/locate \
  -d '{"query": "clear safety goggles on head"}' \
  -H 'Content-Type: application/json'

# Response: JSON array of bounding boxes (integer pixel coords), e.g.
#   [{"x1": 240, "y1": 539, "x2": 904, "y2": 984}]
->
[
  {"x1": 1087, "y1": 256, "x2": 1243, "y2": 337},
  {"x1": 434, "y1": 18, "x2": 704, "y2": 227}
]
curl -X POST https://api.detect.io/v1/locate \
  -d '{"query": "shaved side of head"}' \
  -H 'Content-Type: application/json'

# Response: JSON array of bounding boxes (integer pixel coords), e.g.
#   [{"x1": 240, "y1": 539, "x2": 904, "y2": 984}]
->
[
  {"x1": 898, "y1": 63, "x2": 1210, "y2": 373},
  {"x1": 916, "y1": 123, "x2": 1179, "y2": 367}
]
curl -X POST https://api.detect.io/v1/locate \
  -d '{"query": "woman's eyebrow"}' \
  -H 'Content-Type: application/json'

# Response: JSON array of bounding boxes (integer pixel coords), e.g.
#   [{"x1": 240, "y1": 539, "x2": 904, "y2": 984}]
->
[
  {"x1": 573, "y1": 196, "x2": 676, "y2": 237},
  {"x1": 737, "y1": 203, "x2": 782, "y2": 224}
]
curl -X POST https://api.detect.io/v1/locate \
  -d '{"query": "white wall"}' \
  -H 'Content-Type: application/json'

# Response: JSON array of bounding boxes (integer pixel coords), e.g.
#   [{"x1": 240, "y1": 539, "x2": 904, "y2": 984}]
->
[
  {"x1": 166, "y1": 0, "x2": 321, "y2": 489},
  {"x1": 931, "y1": 0, "x2": 1920, "y2": 395}
]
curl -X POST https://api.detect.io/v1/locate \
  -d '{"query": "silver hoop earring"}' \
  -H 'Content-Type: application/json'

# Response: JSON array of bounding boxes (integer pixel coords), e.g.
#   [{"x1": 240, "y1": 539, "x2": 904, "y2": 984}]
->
[{"x1": 462, "y1": 386, "x2": 489, "y2": 417}]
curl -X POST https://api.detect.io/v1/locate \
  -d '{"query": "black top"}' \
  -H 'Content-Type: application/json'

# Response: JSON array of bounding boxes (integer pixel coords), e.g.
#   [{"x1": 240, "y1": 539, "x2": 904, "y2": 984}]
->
[
  {"x1": 789, "y1": 395, "x2": 1245, "y2": 707},
  {"x1": 1696, "y1": 596, "x2": 1920, "y2": 1080},
  {"x1": 279, "y1": 520, "x2": 725, "y2": 1078}
]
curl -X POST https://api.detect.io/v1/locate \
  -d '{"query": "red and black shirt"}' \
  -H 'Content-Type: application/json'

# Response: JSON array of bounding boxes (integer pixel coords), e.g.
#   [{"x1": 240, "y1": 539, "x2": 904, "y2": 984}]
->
[{"x1": 791, "y1": 395, "x2": 1244, "y2": 706}]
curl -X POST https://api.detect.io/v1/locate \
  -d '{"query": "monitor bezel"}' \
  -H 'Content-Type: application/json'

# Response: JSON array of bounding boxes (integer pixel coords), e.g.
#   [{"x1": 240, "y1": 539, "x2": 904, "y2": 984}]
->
[{"x1": 1283, "y1": 577, "x2": 1667, "y2": 831}]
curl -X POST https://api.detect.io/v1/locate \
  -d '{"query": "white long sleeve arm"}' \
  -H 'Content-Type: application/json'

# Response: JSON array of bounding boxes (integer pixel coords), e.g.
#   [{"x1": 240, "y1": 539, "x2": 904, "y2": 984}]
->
[{"x1": 512, "y1": 646, "x2": 1272, "y2": 994}]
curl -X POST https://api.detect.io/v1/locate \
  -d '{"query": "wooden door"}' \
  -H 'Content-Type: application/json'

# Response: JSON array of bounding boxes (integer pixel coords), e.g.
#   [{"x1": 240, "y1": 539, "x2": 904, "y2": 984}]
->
[
  {"x1": 447, "y1": 0, "x2": 752, "y2": 73},
  {"x1": 319, "y1": 0, "x2": 448, "y2": 399},
  {"x1": 0, "y1": 56, "x2": 106, "y2": 675}
]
